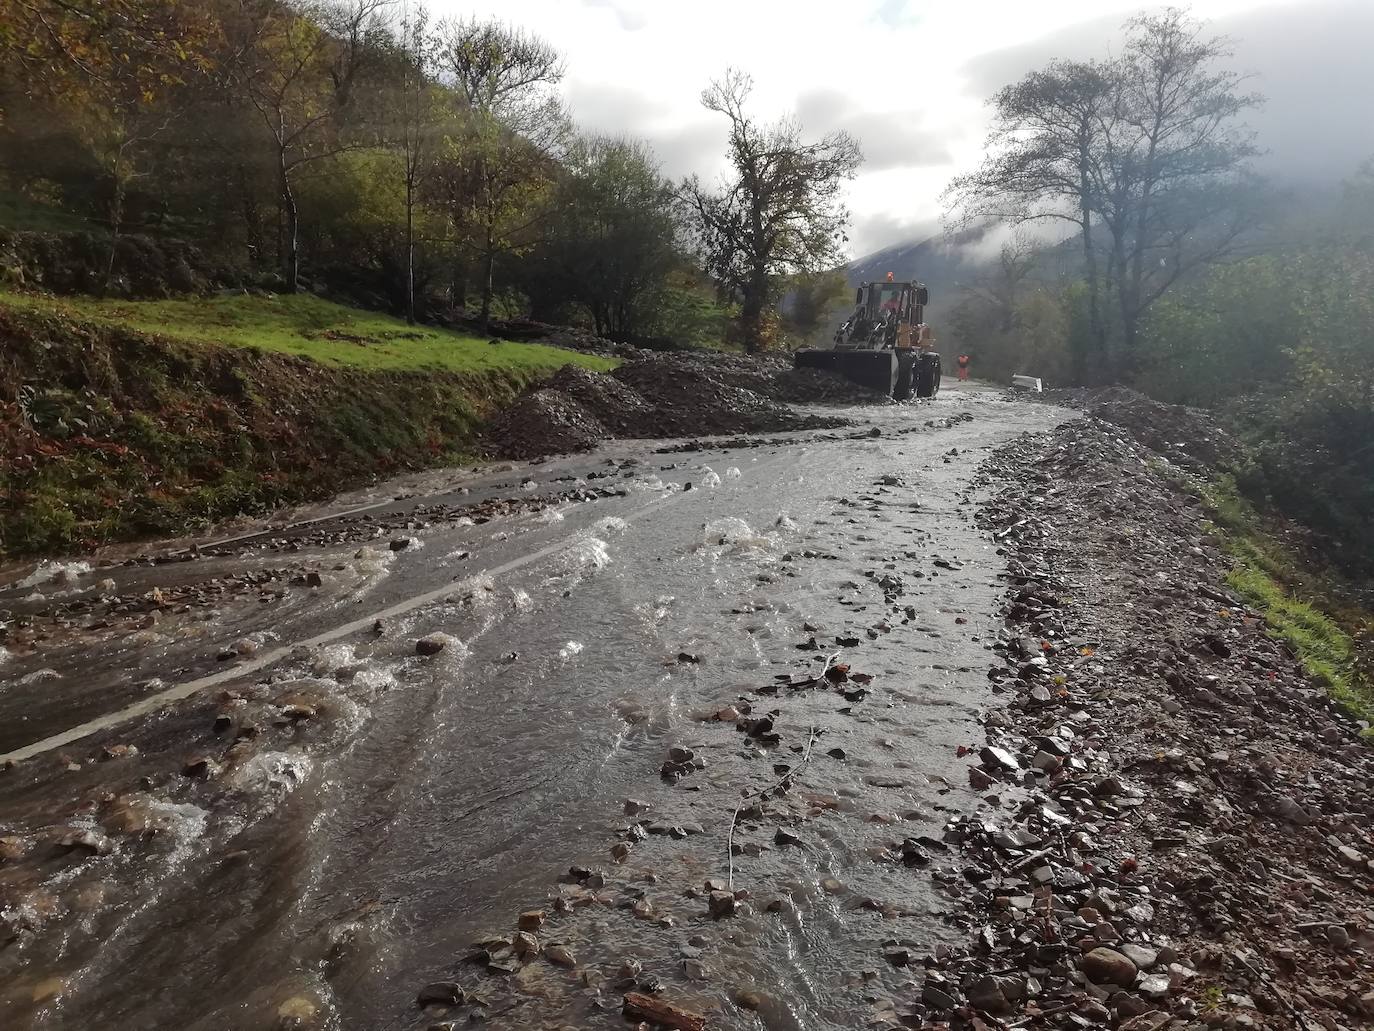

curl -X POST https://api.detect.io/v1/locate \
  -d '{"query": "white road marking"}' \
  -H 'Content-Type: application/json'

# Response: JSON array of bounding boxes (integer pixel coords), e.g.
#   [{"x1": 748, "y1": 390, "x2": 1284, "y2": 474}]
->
[{"x1": 1, "y1": 489, "x2": 684, "y2": 764}]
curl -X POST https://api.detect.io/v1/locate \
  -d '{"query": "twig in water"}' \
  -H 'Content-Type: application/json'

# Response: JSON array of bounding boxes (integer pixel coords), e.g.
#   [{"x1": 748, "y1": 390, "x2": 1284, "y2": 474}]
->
[{"x1": 727, "y1": 722, "x2": 819, "y2": 891}]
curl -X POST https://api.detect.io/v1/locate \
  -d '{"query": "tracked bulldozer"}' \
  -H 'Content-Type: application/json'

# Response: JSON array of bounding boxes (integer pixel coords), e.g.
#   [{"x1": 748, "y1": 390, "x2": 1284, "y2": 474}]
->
[{"x1": 794, "y1": 274, "x2": 941, "y2": 400}]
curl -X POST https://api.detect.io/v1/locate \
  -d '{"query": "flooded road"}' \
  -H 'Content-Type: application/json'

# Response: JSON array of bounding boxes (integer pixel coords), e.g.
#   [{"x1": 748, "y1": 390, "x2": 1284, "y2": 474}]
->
[{"x1": 0, "y1": 386, "x2": 1065, "y2": 1030}]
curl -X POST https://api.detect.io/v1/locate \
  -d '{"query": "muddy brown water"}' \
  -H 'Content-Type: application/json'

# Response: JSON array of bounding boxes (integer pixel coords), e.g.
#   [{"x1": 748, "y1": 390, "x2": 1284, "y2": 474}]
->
[{"x1": 0, "y1": 386, "x2": 1065, "y2": 1030}]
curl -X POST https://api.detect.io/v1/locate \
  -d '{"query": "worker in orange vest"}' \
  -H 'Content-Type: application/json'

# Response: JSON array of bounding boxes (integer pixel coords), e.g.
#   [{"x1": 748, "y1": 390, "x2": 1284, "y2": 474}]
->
[{"x1": 957, "y1": 354, "x2": 971, "y2": 381}]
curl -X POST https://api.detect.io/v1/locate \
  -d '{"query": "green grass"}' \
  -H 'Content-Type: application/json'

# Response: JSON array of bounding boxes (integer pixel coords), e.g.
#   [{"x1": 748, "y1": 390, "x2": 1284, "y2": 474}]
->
[
  {"x1": 0, "y1": 289, "x2": 618, "y2": 376},
  {"x1": 1200, "y1": 475, "x2": 1374, "y2": 733}
]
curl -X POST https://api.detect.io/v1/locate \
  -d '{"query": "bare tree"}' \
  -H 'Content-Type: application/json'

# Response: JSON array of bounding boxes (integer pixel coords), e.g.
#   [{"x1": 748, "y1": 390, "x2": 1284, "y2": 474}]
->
[
  {"x1": 944, "y1": 59, "x2": 1115, "y2": 360},
  {"x1": 1103, "y1": 8, "x2": 1264, "y2": 354},
  {"x1": 432, "y1": 17, "x2": 565, "y2": 327},
  {"x1": 684, "y1": 69, "x2": 861, "y2": 352}
]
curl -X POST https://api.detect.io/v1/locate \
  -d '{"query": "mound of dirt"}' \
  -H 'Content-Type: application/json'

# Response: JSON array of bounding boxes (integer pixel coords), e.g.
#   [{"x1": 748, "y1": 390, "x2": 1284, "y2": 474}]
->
[
  {"x1": 611, "y1": 356, "x2": 841, "y2": 437},
  {"x1": 485, "y1": 389, "x2": 608, "y2": 460},
  {"x1": 1042, "y1": 386, "x2": 1241, "y2": 470},
  {"x1": 546, "y1": 365, "x2": 657, "y2": 437}
]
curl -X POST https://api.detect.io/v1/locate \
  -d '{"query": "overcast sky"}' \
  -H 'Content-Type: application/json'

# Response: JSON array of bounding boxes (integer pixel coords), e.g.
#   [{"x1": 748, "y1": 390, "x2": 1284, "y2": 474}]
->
[{"x1": 429, "y1": 0, "x2": 1374, "y2": 257}]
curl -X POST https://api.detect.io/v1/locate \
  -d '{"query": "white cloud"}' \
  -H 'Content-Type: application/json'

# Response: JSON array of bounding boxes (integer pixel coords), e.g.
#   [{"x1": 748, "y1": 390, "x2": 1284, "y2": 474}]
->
[{"x1": 431, "y1": 0, "x2": 1368, "y2": 256}]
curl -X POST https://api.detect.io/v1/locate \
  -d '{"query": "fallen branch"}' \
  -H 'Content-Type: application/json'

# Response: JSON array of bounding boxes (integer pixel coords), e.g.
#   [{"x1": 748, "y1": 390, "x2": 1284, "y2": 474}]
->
[{"x1": 726, "y1": 721, "x2": 819, "y2": 890}]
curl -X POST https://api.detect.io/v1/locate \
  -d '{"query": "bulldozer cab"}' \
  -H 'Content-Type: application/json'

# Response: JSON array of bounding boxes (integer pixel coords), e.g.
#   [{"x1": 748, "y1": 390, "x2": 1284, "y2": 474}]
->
[{"x1": 846, "y1": 278, "x2": 929, "y2": 350}]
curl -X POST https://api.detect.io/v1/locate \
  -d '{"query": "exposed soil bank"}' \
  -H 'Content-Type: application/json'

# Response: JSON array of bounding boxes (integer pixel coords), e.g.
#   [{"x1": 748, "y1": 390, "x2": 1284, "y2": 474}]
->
[{"x1": 0, "y1": 304, "x2": 544, "y2": 558}]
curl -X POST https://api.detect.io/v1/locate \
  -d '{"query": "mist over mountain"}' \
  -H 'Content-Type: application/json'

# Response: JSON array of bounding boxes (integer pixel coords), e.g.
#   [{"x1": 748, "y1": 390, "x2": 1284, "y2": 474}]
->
[{"x1": 854, "y1": 0, "x2": 1374, "y2": 298}]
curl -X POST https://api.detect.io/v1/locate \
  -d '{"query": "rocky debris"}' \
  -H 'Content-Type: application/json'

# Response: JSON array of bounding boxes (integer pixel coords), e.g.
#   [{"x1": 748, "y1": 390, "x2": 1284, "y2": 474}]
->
[
  {"x1": 485, "y1": 388, "x2": 609, "y2": 460},
  {"x1": 481, "y1": 352, "x2": 871, "y2": 460},
  {"x1": 1039, "y1": 385, "x2": 1242, "y2": 470},
  {"x1": 927, "y1": 412, "x2": 1374, "y2": 1031}
]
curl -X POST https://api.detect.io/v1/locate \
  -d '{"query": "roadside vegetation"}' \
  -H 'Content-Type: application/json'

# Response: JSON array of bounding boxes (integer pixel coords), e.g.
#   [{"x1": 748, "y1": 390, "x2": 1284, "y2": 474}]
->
[
  {"x1": 1201, "y1": 477, "x2": 1374, "y2": 733},
  {"x1": 0, "y1": 298, "x2": 602, "y2": 557}
]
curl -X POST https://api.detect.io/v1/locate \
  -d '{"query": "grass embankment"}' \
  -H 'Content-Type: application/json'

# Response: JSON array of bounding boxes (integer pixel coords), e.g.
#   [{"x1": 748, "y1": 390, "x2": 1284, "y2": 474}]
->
[
  {"x1": 0, "y1": 291, "x2": 615, "y2": 557},
  {"x1": 1202, "y1": 476, "x2": 1374, "y2": 733}
]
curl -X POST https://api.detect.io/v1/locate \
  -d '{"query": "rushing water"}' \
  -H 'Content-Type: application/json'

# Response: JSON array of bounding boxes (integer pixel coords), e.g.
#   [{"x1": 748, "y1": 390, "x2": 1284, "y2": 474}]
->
[{"x1": 0, "y1": 389, "x2": 1064, "y2": 1030}]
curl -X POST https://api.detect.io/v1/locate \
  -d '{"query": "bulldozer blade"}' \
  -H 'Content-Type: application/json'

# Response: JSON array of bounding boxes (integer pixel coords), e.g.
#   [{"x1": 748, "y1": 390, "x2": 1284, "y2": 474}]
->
[{"x1": 794, "y1": 349, "x2": 898, "y2": 397}]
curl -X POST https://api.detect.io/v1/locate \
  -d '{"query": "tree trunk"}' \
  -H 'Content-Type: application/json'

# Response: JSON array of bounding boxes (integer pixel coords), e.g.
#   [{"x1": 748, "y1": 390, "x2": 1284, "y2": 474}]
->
[
  {"x1": 278, "y1": 151, "x2": 299, "y2": 293},
  {"x1": 103, "y1": 151, "x2": 128, "y2": 296},
  {"x1": 740, "y1": 265, "x2": 769, "y2": 354},
  {"x1": 479, "y1": 227, "x2": 495, "y2": 332},
  {"x1": 1078, "y1": 156, "x2": 1102, "y2": 385},
  {"x1": 405, "y1": 177, "x2": 415, "y2": 325}
]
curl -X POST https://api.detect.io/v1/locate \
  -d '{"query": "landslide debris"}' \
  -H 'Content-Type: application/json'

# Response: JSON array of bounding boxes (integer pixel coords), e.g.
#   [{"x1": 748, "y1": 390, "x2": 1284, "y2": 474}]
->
[
  {"x1": 1040, "y1": 386, "x2": 1242, "y2": 470},
  {"x1": 929, "y1": 413, "x2": 1374, "y2": 1030},
  {"x1": 485, "y1": 351, "x2": 880, "y2": 459}
]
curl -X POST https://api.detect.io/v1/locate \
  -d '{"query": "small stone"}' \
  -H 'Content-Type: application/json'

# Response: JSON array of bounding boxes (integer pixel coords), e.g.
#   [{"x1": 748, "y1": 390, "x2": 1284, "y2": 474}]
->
[
  {"x1": 774, "y1": 828, "x2": 803, "y2": 847},
  {"x1": 513, "y1": 932, "x2": 540, "y2": 957},
  {"x1": 734, "y1": 989, "x2": 764, "y2": 1010},
  {"x1": 1081, "y1": 947, "x2": 1137, "y2": 986},
  {"x1": 59, "y1": 829, "x2": 113, "y2": 855},
  {"x1": 1326, "y1": 924, "x2": 1351, "y2": 949},
  {"x1": 966, "y1": 975, "x2": 1010, "y2": 1014},
  {"x1": 1120, "y1": 944, "x2": 1158, "y2": 970},
  {"x1": 969, "y1": 766, "x2": 994, "y2": 789},
  {"x1": 305, "y1": 572, "x2": 323, "y2": 588},
  {"x1": 545, "y1": 944, "x2": 576, "y2": 967},
  {"x1": 417, "y1": 982, "x2": 466, "y2": 1007},
  {"x1": 415, "y1": 635, "x2": 446, "y2": 656},
  {"x1": 182, "y1": 756, "x2": 220, "y2": 780},
  {"x1": 708, "y1": 891, "x2": 737, "y2": 918},
  {"x1": 683, "y1": 958, "x2": 708, "y2": 981},
  {"x1": 518, "y1": 910, "x2": 545, "y2": 932}
]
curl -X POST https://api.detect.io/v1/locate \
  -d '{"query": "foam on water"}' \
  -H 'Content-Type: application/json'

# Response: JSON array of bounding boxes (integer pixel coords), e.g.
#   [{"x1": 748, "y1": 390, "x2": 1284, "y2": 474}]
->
[
  {"x1": 557, "y1": 536, "x2": 611, "y2": 574},
  {"x1": 17, "y1": 560, "x2": 92, "y2": 588},
  {"x1": 775, "y1": 513, "x2": 799, "y2": 531},
  {"x1": 19, "y1": 668, "x2": 59, "y2": 685},
  {"x1": 510, "y1": 588, "x2": 534, "y2": 613},
  {"x1": 559, "y1": 641, "x2": 584, "y2": 659},
  {"x1": 537, "y1": 508, "x2": 565, "y2": 524},
  {"x1": 726, "y1": 467, "x2": 743, "y2": 480},
  {"x1": 351, "y1": 546, "x2": 396, "y2": 578},
  {"x1": 415, "y1": 632, "x2": 470, "y2": 662},
  {"x1": 351, "y1": 665, "x2": 396, "y2": 696},
  {"x1": 698, "y1": 465, "x2": 723, "y2": 489},
  {"x1": 231, "y1": 750, "x2": 314, "y2": 798},
  {"x1": 311, "y1": 644, "x2": 360, "y2": 677}
]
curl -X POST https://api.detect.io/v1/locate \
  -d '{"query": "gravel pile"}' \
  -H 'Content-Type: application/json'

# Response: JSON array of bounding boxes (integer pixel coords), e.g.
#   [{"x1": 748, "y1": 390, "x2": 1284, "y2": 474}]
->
[
  {"x1": 486, "y1": 389, "x2": 609, "y2": 460},
  {"x1": 545, "y1": 365, "x2": 658, "y2": 437},
  {"x1": 485, "y1": 352, "x2": 862, "y2": 459},
  {"x1": 1042, "y1": 386, "x2": 1242, "y2": 470}
]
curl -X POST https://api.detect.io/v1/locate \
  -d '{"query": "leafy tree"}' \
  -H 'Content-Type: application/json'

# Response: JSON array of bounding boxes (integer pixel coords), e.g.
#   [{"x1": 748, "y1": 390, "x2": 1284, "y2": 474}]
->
[
  {"x1": 684, "y1": 69, "x2": 861, "y2": 352},
  {"x1": 0, "y1": 0, "x2": 219, "y2": 287},
  {"x1": 431, "y1": 18, "x2": 565, "y2": 328},
  {"x1": 228, "y1": 0, "x2": 394, "y2": 291},
  {"x1": 945, "y1": 59, "x2": 1115, "y2": 370},
  {"x1": 530, "y1": 135, "x2": 680, "y2": 339},
  {"x1": 947, "y1": 8, "x2": 1265, "y2": 380},
  {"x1": 784, "y1": 268, "x2": 850, "y2": 345}
]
